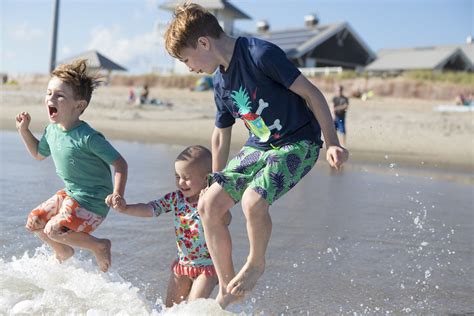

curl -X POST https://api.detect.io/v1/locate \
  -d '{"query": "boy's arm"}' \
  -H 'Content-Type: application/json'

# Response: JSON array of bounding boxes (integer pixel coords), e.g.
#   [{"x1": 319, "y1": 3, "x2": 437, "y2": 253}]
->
[
  {"x1": 15, "y1": 112, "x2": 45, "y2": 160},
  {"x1": 106, "y1": 155, "x2": 128, "y2": 209},
  {"x1": 111, "y1": 155, "x2": 128, "y2": 197},
  {"x1": 211, "y1": 126, "x2": 232, "y2": 172},
  {"x1": 289, "y1": 75, "x2": 348, "y2": 168}
]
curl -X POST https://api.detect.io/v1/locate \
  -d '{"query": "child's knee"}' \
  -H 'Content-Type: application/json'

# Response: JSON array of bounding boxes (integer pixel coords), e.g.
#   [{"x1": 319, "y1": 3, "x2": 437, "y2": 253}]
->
[
  {"x1": 242, "y1": 189, "x2": 269, "y2": 212},
  {"x1": 198, "y1": 193, "x2": 228, "y2": 222},
  {"x1": 44, "y1": 221, "x2": 66, "y2": 239}
]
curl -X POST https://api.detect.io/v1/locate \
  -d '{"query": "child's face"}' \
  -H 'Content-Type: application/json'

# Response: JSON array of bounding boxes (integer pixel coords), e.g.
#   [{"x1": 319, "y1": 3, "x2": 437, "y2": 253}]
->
[
  {"x1": 45, "y1": 77, "x2": 85, "y2": 127},
  {"x1": 174, "y1": 160, "x2": 207, "y2": 202},
  {"x1": 179, "y1": 37, "x2": 218, "y2": 75}
]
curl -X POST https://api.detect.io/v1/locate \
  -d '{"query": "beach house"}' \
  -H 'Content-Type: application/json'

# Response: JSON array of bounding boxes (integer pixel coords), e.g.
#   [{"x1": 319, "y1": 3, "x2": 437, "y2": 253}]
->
[
  {"x1": 159, "y1": 1, "x2": 375, "y2": 75},
  {"x1": 365, "y1": 36, "x2": 474, "y2": 75}
]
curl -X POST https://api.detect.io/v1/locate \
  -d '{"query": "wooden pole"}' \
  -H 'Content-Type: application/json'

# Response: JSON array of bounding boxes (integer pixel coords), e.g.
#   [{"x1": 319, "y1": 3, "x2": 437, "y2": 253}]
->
[{"x1": 49, "y1": 0, "x2": 60, "y2": 73}]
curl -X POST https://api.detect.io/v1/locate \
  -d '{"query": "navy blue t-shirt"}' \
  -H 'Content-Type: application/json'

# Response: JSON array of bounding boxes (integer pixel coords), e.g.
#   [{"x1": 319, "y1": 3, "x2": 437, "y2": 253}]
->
[{"x1": 213, "y1": 37, "x2": 323, "y2": 150}]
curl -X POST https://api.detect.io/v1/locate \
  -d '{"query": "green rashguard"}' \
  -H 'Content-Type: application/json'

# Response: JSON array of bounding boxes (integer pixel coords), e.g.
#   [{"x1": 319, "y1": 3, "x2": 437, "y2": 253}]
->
[{"x1": 38, "y1": 122, "x2": 120, "y2": 217}]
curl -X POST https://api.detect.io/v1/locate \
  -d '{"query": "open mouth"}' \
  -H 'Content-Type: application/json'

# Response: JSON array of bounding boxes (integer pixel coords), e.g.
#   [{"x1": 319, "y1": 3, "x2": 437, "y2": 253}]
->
[{"x1": 48, "y1": 105, "x2": 58, "y2": 117}]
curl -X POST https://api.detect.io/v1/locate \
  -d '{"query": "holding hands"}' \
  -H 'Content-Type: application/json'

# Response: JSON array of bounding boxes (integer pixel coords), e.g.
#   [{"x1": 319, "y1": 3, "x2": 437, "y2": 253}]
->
[{"x1": 105, "y1": 193, "x2": 126, "y2": 211}]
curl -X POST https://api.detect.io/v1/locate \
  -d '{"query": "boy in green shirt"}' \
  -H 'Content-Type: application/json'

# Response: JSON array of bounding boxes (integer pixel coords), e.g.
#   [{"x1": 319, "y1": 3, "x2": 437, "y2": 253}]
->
[{"x1": 15, "y1": 59, "x2": 128, "y2": 272}]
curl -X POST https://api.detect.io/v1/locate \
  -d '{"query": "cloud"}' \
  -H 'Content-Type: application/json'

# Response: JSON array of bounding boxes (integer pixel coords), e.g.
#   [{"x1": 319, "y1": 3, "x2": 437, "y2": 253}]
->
[
  {"x1": 9, "y1": 22, "x2": 45, "y2": 41},
  {"x1": 61, "y1": 46, "x2": 71, "y2": 56},
  {"x1": 146, "y1": 0, "x2": 159, "y2": 10},
  {"x1": 84, "y1": 24, "x2": 172, "y2": 73}
]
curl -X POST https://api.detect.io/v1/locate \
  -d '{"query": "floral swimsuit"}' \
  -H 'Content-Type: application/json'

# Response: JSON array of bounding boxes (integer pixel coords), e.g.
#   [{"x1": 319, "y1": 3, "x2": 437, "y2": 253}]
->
[{"x1": 149, "y1": 190, "x2": 215, "y2": 277}]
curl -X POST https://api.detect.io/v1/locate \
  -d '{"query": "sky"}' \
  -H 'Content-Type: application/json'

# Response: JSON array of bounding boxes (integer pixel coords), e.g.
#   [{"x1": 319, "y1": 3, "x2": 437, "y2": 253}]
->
[{"x1": 1, "y1": 0, "x2": 473, "y2": 75}]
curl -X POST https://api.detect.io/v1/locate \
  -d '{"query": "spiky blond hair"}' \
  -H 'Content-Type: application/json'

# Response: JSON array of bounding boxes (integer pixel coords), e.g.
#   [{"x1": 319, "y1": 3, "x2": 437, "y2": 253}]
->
[{"x1": 51, "y1": 59, "x2": 101, "y2": 104}]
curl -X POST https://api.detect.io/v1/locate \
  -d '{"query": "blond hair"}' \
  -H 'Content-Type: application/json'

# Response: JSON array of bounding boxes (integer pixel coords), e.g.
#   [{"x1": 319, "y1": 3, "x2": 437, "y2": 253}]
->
[
  {"x1": 164, "y1": 2, "x2": 224, "y2": 59},
  {"x1": 51, "y1": 59, "x2": 101, "y2": 104}
]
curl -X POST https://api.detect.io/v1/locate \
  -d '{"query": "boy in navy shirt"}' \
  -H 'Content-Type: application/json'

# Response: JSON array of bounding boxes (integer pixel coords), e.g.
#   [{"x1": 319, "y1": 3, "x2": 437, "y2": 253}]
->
[{"x1": 165, "y1": 3, "x2": 348, "y2": 308}]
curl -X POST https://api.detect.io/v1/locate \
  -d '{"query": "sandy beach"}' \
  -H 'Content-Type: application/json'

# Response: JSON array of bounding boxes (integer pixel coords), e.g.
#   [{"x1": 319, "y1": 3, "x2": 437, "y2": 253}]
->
[{"x1": 1, "y1": 84, "x2": 473, "y2": 171}]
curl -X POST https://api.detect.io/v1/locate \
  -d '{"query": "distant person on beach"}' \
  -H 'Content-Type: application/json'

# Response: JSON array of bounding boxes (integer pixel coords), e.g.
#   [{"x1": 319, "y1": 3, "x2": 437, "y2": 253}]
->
[
  {"x1": 455, "y1": 93, "x2": 473, "y2": 106},
  {"x1": 164, "y1": 3, "x2": 348, "y2": 308},
  {"x1": 332, "y1": 85, "x2": 349, "y2": 147},
  {"x1": 15, "y1": 59, "x2": 128, "y2": 272},
  {"x1": 113, "y1": 145, "x2": 230, "y2": 307},
  {"x1": 139, "y1": 84, "x2": 149, "y2": 105},
  {"x1": 128, "y1": 86, "x2": 136, "y2": 104}
]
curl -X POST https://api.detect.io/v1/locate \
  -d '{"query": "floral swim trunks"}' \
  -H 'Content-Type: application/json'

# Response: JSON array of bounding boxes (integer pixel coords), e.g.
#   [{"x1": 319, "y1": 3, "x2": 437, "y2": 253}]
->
[
  {"x1": 211, "y1": 139, "x2": 320, "y2": 205},
  {"x1": 28, "y1": 189, "x2": 105, "y2": 234}
]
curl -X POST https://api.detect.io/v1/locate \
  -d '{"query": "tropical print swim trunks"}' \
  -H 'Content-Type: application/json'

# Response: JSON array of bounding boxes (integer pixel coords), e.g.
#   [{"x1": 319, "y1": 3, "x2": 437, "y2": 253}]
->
[{"x1": 211, "y1": 139, "x2": 320, "y2": 205}]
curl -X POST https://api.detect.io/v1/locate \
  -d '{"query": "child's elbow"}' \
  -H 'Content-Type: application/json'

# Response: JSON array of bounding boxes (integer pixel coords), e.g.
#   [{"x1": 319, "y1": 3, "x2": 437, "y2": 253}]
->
[
  {"x1": 34, "y1": 153, "x2": 45, "y2": 161},
  {"x1": 113, "y1": 156, "x2": 128, "y2": 170},
  {"x1": 121, "y1": 157, "x2": 128, "y2": 170},
  {"x1": 115, "y1": 156, "x2": 128, "y2": 170}
]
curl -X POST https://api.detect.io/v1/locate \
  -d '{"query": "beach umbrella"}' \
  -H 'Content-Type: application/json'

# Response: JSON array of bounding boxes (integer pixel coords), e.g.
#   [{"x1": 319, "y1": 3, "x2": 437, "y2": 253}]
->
[{"x1": 58, "y1": 50, "x2": 127, "y2": 83}]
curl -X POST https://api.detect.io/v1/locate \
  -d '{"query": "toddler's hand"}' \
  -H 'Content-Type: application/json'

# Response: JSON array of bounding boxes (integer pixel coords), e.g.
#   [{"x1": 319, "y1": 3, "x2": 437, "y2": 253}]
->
[
  {"x1": 197, "y1": 187, "x2": 209, "y2": 210},
  {"x1": 326, "y1": 146, "x2": 349, "y2": 169},
  {"x1": 113, "y1": 195, "x2": 126, "y2": 210},
  {"x1": 15, "y1": 112, "x2": 31, "y2": 131},
  {"x1": 199, "y1": 187, "x2": 208, "y2": 198}
]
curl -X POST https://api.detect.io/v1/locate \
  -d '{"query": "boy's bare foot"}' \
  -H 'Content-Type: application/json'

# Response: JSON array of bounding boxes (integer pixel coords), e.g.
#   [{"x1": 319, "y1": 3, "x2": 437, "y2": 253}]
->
[
  {"x1": 55, "y1": 246, "x2": 75, "y2": 262},
  {"x1": 216, "y1": 290, "x2": 242, "y2": 309},
  {"x1": 227, "y1": 261, "x2": 265, "y2": 296},
  {"x1": 93, "y1": 239, "x2": 111, "y2": 272}
]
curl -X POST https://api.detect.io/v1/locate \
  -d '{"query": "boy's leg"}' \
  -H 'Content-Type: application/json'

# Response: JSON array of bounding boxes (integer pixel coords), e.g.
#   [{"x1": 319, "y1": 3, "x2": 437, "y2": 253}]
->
[
  {"x1": 198, "y1": 183, "x2": 238, "y2": 307},
  {"x1": 228, "y1": 188, "x2": 271, "y2": 296},
  {"x1": 44, "y1": 194, "x2": 110, "y2": 271},
  {"x1": 165, "y1": 272, "x2": 192, "y2": 307},
  {"x1": 33, "y1": 229, "x2": 74, "y2": 262},
  {"x1": 26, "y1": 191, "x2": 74, "y2": 262},
  {"x1": 187, "y1": 274, "x2": 218, "y2": 301},
  {"x1": 45, "y1": 228, "x2": 111, "y2": 272},
  {"x1": 224, "y1": 140, "x2": 319, "y2": 299}
]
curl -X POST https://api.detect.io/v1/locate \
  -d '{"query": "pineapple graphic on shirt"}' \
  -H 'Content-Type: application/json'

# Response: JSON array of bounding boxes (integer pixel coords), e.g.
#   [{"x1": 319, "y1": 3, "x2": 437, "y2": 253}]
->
[{"x1": 231, "y1": 86, "x2": 271, "y2": 142}]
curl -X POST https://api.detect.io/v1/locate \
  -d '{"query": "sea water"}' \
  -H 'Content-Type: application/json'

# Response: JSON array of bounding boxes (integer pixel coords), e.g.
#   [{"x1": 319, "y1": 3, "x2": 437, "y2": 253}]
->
[{"x1": 1, "y1": 131, "x2": 473, "y2": 314}]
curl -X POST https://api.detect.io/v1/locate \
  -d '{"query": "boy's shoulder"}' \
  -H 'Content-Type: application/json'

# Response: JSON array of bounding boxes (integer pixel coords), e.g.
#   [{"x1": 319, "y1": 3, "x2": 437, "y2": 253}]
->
[
  {"x1": 46, "y1": 122, "x2": 104, "y2": 141},
  {"x1": 241, "y1": 36, "x2": 277, "y2": 56},
  {"x1": 224, "y1": 36, "x2": 281, "y2": 73}
]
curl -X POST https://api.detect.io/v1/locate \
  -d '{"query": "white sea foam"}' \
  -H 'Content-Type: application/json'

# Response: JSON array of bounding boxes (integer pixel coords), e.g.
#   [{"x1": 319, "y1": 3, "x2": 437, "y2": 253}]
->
[{"x1": 0, "y1": 246, "x2": 238, "y2": 315}]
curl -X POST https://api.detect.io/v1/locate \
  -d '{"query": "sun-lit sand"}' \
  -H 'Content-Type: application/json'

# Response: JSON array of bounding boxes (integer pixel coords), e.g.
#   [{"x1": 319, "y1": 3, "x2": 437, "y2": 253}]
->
[{"x1": 2, "y1": 84, "x2": 472, "y2": 171}]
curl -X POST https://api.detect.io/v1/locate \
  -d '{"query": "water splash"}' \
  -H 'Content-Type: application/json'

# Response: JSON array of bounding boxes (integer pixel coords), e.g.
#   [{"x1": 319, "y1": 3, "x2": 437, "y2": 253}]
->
[{"x1": 0, "y1": 246, "x2": 241, "y2": 315}]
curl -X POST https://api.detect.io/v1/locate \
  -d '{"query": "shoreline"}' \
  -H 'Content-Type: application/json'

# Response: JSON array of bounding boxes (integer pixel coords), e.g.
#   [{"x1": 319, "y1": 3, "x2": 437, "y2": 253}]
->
[
  {"x1": 2, "y1": 85, "x2": 473, "y2": 173},
  {"x1": 3, "y1": 124, "x2": 472, "y2": 178}
]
